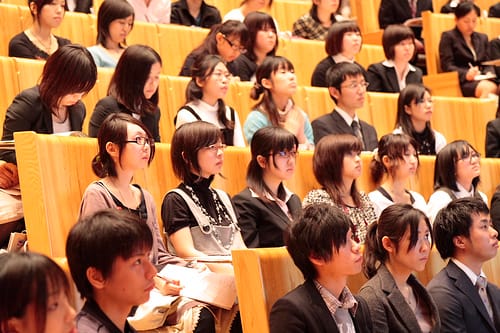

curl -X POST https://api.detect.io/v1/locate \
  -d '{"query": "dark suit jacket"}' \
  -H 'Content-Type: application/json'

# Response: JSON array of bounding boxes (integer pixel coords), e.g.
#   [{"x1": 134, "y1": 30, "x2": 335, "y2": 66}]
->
[
  {"x1": 439, "y1": 28, "x2": 494, "y2": 92},
  {"x1": 232, "y1": 187, "x2": 302, "y2": 248},
  {"x1": 311, "y1": 56, "x2": 336, "y2": 87},
  {"x1": 358, "y1": 265, "x2": 440, "y2": 333},
  {"x1": 366, "y1": 62, "x2": 423, "y2": 93},
  {"x1": 170, "y1": 0, "x2": 222, "y2": 29},
  {"x1": 89, "y1": 96, "x2": 161, "y2": 142},
  {"x1": 486, "y1": 118, "x2": 500, "y2": 158},
  {"x1": 0, "y1": 86, "x2": 85, "y2": 164},
  {"x1": 311, "y1": 109, "x2": 378, "y2": 150},
  {"x1": 269, "y1": 279, "x2": 373, "y2": 333},
  {"x1": 73, "y1": 0, "x2": 92, "y2": 13},
  {"x1": 378, "y1": 0, "x2": 433, "y2": 39},
  {"x1": 490, "y1": 190, "x2": 500, "y2": 239},
  {"x1": 427, "y1": 260, "x2": 500, "y2": 333}
]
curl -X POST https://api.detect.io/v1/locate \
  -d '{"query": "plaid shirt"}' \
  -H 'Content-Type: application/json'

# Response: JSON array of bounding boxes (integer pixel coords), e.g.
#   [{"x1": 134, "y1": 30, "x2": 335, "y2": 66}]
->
[{"x1": 292, "y1": 13, "x2": 329, "y2": 41}]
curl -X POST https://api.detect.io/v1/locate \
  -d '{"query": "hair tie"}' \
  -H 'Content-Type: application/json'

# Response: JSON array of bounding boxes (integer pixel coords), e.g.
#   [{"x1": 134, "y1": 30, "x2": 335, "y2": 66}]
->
[{"x1": 373, "y1": 148, "x2": 380, "y2": 162}]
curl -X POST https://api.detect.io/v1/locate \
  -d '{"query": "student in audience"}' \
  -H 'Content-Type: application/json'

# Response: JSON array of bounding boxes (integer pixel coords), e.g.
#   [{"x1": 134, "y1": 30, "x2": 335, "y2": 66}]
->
[
  {"x1": 67, "y1": 209, "x2": 157, "y2": 332},
  {"x1": 292, "y1": 0, "x2": 341, "y2": 41},
  {"x1": 369, "y1": 134, "x2": 427, "y2": 218},
  {"x1": 394, "y1": 84, "x2": 446, "y2": 155},
  {"x1": 79, "y1": 117, "x2": 217, "y2": 332},
  {"x1": 89, "y1": 45, "x2": 162, "y2": 142},
  {"x1": 0, "y1": 252, "x2": 76, "y2": 333},
  {"x1": 485, "y1": 96, "x2": 500, "y2": 157},
  {"x1": 9, "y1": 0, "x2": 70, "y2": 59},
  {"x1": 366, "y1": 25, "x2": 423, "y2": 93},
  {"x1": 87, "y1": 0, "x2": 135, "y2": 68},
  {"x1": 359, "y1": 204, "x2": 440, "y2": 333},
  {"x1": 441, "y1": 0, "x2": 476, "y2": 13},
  {"x1": 378, "y1": 0, "x2": 432, "y2": 50},
  {"x1": 233, "y1": 126, "x2": 301, "y2": 247},
  {"x1": 427, "y1": 140, "x2": 487, "y2": 222},
  {"x1": 427, "y1": 197, "x2": 500, "y2": 333},
  {"x1": 128, "y1": 0, "x2": 171, "y2": 24},
  {"x1": 439, "y1": 2, "x2": 499, "y2": 98},
  {"x1": 170, "y1": 0, "x2": 222, "y2": 28},
  {"x1": 269, "y1": 203, "x2": 373, "y2": 333},
  {"x1": 179, "y1": 20, "x2": 249, "y2": 77},
  {"x1": 489, "y1": 38, "x2": 500, "y2": 79},
  {"x1": 312, "y1": 62, "x2": 378, "y2": 150},
  {"x1": 223, "y1": 0, "x2": 273, "y2": 22},
  {"x1": 229, "y1": 11, "x2": 278, "y2": 82},
  {"x1": 490, "y1": 2, "x2": 500, "y2": 17},
  {"x1": 490, "y1": 184, "x2": 500, "y2": 238},
  {"x1": 303, "y1": 134, "x2": 377, "y2": 244},
  {"x1": 0, "y1": 45, "x2": 96, "y2": 245},
  {"x1": 175, "y1": 55, "x2": 245, "y2": 146},
  {"x1": 67, "y1": 0, "x2": 92, "y2": 13},
  {"x1": 162, "y1": 121, "x2": 246, "y2": 265},
  {"x1": 311, "y1": 20, "x2": 363, "y2": 87},
  {"x1": 243, "y1": 56, "x2": 314, "y2": 147}
]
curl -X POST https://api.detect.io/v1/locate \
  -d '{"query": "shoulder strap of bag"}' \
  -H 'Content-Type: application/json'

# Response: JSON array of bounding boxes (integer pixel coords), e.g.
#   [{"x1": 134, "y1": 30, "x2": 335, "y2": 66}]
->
[{"x1": 174, "y1": 105, "x2": 201, "y2": 125}]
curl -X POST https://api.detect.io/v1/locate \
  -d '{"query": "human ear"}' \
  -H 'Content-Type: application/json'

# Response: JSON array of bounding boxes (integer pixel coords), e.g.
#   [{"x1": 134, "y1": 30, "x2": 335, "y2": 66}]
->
[
  {"x1": 261, "y1": 78, "x2": 272, "y2": 90},
  {"x1": 328, "y1": 86, "x2": 340, "y2": 100},
  {"x1": 381, "y1": 236, "x2": 395, "y2": 253},
  {"x1": 6, "y1": 317, "x2": 25, "y2": 333},
  {"x1": 215, "y1": 32, "x2": 224, "y2": 45},
  {"x1": 404, "y1": 104, "x2": 413, "y2": 115},
  {"x1": 453, "y1": 235, "x2": 466, "y2": 250},
  {"x1": 105, "y1": 142, "x2": 119, "y2": 158},
  {"x1": 86, "y1": 267, "x2": 106, "y2": 290},
  {"x1": 256, "y1": 155, "x2": 267, "y2": 168},
  {"x1": 29, "y1": 1, "x2": 37, "y2": 15},
  {"x1": 195, "y1": 76, "x2": 205, "y2": 88}
]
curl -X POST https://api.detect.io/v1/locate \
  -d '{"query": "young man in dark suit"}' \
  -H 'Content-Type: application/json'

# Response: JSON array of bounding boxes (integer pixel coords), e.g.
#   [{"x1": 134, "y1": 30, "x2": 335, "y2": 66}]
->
[
  {"x1": 311, "y1": 62, "x2": 378, "y2": 150},
  {"x1": 427, "y1": 197, "x2": 500, "y2": 333},
  {"x1": 269, "y1": 204, "x2": 372, "y2": 333}
]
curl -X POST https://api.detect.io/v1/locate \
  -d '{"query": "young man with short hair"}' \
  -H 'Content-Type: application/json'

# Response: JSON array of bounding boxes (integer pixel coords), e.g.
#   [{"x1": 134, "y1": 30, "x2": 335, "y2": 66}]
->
[
  {"x1": 269, "y1": 203, "x2": 372, "y2": 333},
  {"x1": 311, "y1": 62, "x2": 378, "y2": 150},
  {"x1": 427, "y1": 197, "x2": 500, "y2": 333}
]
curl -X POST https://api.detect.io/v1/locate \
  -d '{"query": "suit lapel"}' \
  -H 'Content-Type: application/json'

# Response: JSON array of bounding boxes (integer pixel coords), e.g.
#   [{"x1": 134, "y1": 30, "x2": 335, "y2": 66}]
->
[
  {"x1": 304, "y1": 281, "x2": 341, "y2": 333},
  {"x1": 387, "y1": 69, "x2": 400, "y2": 92},
  {"x1": 379, "y1": 265, "x2": 422, "y2": 332},
  {"x1": 264, "y1": 200, "x2": 292, "y2": 230},
  {"x1": 447, "y1": 262, "x2": 497, "y2": 332},
  {"x1": 331, "y1": 110, "x2": 353, "y2": 134}
]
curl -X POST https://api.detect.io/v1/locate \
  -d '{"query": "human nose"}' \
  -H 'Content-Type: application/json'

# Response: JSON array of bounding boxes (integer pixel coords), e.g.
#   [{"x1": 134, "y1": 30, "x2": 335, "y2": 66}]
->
[
  {"x1": 145, "y1": 260, "x2": 157, "y2": 279},
  {"x1": 490, "y1": 226, "x2": 499, "y2": 239}
]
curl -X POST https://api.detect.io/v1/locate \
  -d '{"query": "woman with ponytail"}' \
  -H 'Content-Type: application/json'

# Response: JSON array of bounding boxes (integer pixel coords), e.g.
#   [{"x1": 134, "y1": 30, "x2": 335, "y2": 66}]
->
[
  {"x1": 368, "y1": 133, "x2": 427, "y2": 218},
  {"x1": 233, "y1": 126, "x2": 301, "y2": 247},
  {"x1": 243, "y1": 56, "x2": 314, "y2": 148},
  {"x1": 175, "y1": 54, "x2": 245, "y2": 146},
  {"x1": 359, "y1": 204, "x2": 440, "y2": 333}
]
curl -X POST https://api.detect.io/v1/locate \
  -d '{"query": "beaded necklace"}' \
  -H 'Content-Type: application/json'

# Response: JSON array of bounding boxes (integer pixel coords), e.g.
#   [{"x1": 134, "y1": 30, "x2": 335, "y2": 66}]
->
[{"x1": 184, "y1": 184, "x2": 235, "y2": 250}]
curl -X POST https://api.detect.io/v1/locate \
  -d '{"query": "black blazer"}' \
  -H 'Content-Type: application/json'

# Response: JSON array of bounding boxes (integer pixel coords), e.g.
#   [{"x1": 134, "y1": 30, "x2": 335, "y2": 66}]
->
[
  {"x1": 378, "y1": 0, "x2": 432, "y2": 39},
  {"x1": 232, "y1": 187, "x2": 302, "y2": 248},
  {"x1": 89, "y1": 96, "x2": 161, "y2": 142},
  {"x1": 366, "y1": 62, "x2": 423, "y2": 93},
  {"x1": 358, "y1": 265, "x2": 440, "y2": 333},
  {"x1": 311, "y1": 109, "x2": 378, "y2": 150},
  {"x1": 311, "y1": 56, "x2": 336, "y2": 87},
  {"x1": 486, "y1": 118, "x2": 500, "y2": 158},
  {"x1": 427, "y1": 260, "x2": 500, "y2": 333},
  {"x1": 0, "y1": 86, "x2": 85, "y2": 164},
  {"x1": 269, "y1": 279, "x2": 373, "y2": 333},
  {"x1": 439, "y1": 28, "x2": 494, "y2": 85}
]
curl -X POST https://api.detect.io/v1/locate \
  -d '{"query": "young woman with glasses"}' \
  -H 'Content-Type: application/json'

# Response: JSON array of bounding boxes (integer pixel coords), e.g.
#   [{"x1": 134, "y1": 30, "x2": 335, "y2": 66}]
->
[
  {"x1": 427, "y1": 140, "x2": 486, "y2": 222},
  {"x1": 394, "y1": 84, "x2": 446, "y2": 155},
  {"x1": 179, "y1": 20, "x2": 249, "y2": 77},
  {"x1": 243, "y1": 56, "x2": 314, "y2": 148},
  {"x1": 233, "y1": 126, "x2": 301, "y2": 247},
  {"x1": 175, "y1": 55, "x2": 245, "y2": 146}
]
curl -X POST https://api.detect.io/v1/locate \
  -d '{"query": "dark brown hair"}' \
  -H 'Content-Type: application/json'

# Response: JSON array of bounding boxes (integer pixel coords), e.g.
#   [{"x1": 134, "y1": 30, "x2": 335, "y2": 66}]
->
[
  {"x1": 325, "y1": 20, "x2": 361, "y2": 56},
  {"x1": 243, "y1": 11, "x2": 278, "y2": 62},
  {"x1": 382, "y1": 24, "x2": 416, "y2": 60},
  {"x1": 96, "y1": 0, "x2": 134, "y2": 47}
]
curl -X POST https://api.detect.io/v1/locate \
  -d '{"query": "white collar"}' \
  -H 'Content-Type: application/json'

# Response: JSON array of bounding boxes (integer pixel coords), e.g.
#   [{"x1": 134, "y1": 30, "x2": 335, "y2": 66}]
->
[
  {"x1": 335, "y1": 107, "x2": 359, "y2": 126},
  {"x1": 382, "y1": 59, "x2": 416, "y2": 72},
  {"x1": 454, "y1": 182, "x2": 475, "y2": 198},
  {"x1": 249, "y1": 186, "x2": 293, "y2": 203},
  {"x1": 451, "y1": 258, "x2": 486, "y2": 286},
  {"x1": 332, "y1": 54, "x2": 355, "y2": 64}
]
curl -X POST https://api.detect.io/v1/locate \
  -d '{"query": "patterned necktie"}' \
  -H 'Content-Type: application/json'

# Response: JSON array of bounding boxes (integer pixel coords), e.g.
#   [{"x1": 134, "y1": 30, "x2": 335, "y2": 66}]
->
[
  {"x1": 477, "y1": 276, "x2": 494, "y2": 322},
  {"x1": 410, "y1": 0, "x2": 417, "y2": 18},
  {"x1": 351, "y1": 120, "x2": 365, "y2": 150}
]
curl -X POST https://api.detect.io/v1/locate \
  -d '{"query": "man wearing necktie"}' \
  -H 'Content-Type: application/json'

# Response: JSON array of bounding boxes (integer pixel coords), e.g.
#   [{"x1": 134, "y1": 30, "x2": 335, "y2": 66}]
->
[
  {"x1": 427, "y1": 197, "x2": 500, "y2": 333},
  {"x1": 311, "y1": 62, "x2": 378, "y2": 151}
]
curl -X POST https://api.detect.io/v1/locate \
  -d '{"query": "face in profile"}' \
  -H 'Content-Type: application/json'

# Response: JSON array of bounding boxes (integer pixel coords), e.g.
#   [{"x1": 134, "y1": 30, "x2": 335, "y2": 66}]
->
[
  {"x1": 195, "y1": 139, "x2": 225, "y2": 178},
  {"x1": 143, "y1": 62, "x2": 161, "y2": 99},
  {"x1": 458, "y1": 212, "x2": 499, "y2": 263}
]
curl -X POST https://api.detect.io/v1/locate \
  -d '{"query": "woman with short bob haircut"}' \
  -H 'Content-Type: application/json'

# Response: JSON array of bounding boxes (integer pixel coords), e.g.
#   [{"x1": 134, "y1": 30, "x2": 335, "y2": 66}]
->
[
  {"x1": 89, "y1": 45, "x2": 163, "y2": 141},
  {"x1": 394, "y1": 84, "x2": 446, "y2": 155},
  {"x1": 180, "y1": 20, "x2": 249, "y2": 77},
  {"x1": 0, "y1": 44, "x2": 97, "y2": 186},
  {"x1": 359, "y1": 204, "x2": 440, "y2": 333},
  {"x1": 311, "y1": 20, "x2": 363, "y2": 87},
  {"x1": 176, "y1": 54, "x2": 245, "y2": 146},
  {"x1": 87, "y1": 0, "x2": 135, "y2": 68},
  {"x1": 0, "y1": 252, "x2": 76, "y2": 333},
  {"x1": 244, "y1": 56, "x2": 314, "y2": 147},
  {"x1": 303, "y1": 134, "x2": 377, "y2": 244},
  {"x1": 366, "y1": 24, "x2": 423, "y2": 93},
  {"x1": 229, "y1": 11, "x2": 278, "y2": 82},
  {"x1": 233, "y1": 126, "x2": 301, "y2": 247},
  {"x1": 9, "y1": 0, "x2": 70, "y2": 59},
  {"x1": 292, "y1": 0, "x2": 341, "y2": 41},
  {"x1": 427, "y1": 140, "x2": 487, "y2": 222},
  {"x1": 369, "y1": 133, "x2": 427, "y2": 218}
]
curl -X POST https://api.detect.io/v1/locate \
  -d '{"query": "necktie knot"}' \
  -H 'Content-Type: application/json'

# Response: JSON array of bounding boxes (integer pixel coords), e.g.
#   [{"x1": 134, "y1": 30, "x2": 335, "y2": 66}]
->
[{"x1": 477, "y1": 276, "x2": 487, "y2": 289}]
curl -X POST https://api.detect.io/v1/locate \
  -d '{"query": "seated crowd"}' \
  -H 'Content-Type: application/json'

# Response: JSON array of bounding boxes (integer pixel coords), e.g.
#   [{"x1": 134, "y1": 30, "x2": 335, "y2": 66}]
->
[{"x1": 1, "y1": 0, "x2": 500, "y2": 333}]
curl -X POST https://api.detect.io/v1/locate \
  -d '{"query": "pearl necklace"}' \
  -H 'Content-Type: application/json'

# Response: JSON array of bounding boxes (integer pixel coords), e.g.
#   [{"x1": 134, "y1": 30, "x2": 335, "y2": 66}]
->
[{"x1": 184, "y1": 184, "x2": 235, "y2": 250}]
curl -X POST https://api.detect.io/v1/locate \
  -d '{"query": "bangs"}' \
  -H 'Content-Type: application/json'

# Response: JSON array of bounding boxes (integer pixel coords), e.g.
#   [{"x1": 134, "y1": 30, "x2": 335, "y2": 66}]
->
[{"x1": 274, "y1": 58, "x2": 294, "y2": 72}]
